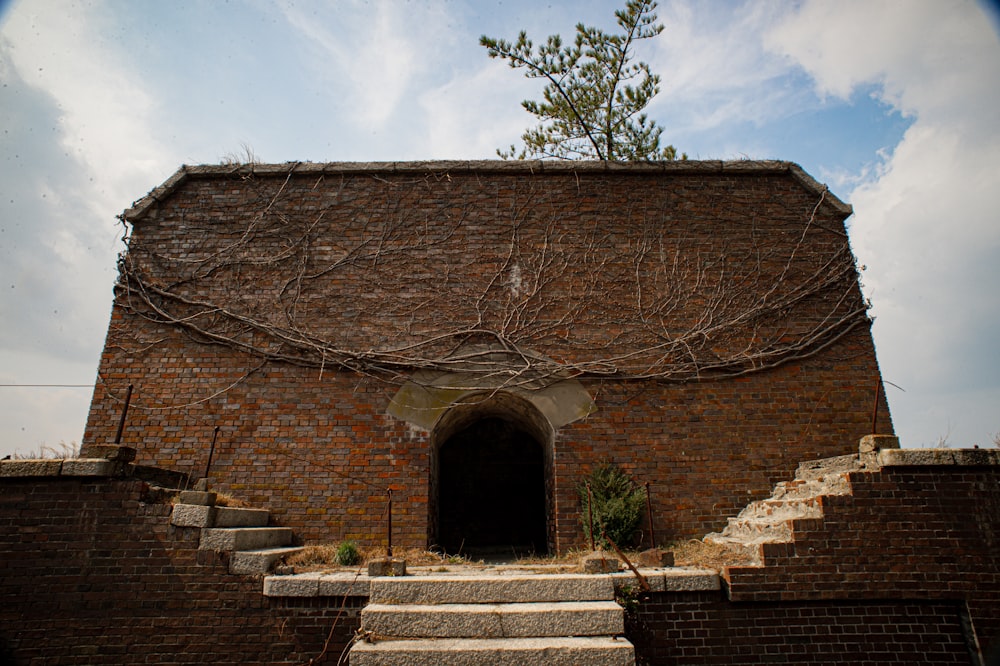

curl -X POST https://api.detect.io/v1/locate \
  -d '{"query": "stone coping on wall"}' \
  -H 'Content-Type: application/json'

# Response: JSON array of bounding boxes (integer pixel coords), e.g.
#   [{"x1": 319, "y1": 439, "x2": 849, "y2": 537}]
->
[
  {"x1": 0, "y1": 458, "x2": 131, "y2": 478},
  {"x1": 262, "y1": 566, "x2": 721, "y2": 599},
  {"x1": 122, "y1": 159, "x2": 853, "y2": 221},
  {"x1": 876, "y1": 447, "x2": 1000, "y2": 467}
]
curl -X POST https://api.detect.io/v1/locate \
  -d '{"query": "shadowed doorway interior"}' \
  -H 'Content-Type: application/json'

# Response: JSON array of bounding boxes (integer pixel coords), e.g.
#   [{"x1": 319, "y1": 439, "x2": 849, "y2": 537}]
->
[{"x1": 437, "y1": 416, "x2": 547, "y2": 559}]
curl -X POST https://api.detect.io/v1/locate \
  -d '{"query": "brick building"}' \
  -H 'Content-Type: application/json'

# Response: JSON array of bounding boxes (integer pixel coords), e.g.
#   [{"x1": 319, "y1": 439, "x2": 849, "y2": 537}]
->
[{"x1": 82, "y1": 160, "x2": 892, "y2": 555}]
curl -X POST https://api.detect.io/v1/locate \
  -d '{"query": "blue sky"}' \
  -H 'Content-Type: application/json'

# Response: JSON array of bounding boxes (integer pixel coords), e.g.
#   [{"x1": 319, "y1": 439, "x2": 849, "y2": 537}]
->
[{"x1": 1, "y1": 0, "x2": 998, "y2": 457}]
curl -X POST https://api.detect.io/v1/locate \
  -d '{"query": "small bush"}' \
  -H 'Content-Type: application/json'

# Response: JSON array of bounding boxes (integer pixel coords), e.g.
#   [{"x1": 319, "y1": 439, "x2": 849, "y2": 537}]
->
[
  {"x1": 335, "y1": 540, "x2": 360, "y2": 566},
  {"x1": 578, "y1": 462, "x2": 646, "y2": 549}
]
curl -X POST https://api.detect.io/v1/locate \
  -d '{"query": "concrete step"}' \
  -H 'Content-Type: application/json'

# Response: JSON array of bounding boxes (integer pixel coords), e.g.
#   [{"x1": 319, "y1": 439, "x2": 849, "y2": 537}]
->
[
  {"x1": 199, "y1": 527, "x2": 293, "y2": 552},
  {"x1": 214, "y1": 506, "x2": 270, "y2": 527},
  {"x1": 721, "y1": 516, "x2": 793, "y2": 542},
  {"x1": 229, "y1": 546, "x2": 304, "y2": 575},
  {"x1": 362, "y1": 600, "x2": 624, "y2": 639},
  {"x1": 733, "y1": 497, "x2": 823, "y2": 523},
  {"x1": 369, "y1": 574, "x2": 615, "y2": 605},
  {"x1": 171, "y1": 504, "x2": 271, "y2": 528},
  {"x1": 350, "y1": 636, "x2": 635, "y2": 666},
  {"x1": 794, "y1": 454, "x2": 862, "y2": 481},
  {"x1": 772, "y1": 474, "x2": 852, "y2": 501}
]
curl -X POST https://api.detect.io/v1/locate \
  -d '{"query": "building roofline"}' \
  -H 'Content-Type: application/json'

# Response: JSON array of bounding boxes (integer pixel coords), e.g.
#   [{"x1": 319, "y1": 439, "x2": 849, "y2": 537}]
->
[{"x1": 122, "y1": 160, "x2": 852, "y2": 221}]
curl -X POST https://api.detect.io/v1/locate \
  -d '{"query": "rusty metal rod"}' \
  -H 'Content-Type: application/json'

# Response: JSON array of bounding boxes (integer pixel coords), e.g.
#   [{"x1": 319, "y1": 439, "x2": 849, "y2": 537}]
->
[
  {"x1": 386, "y1": 488, "x2": 393, "y2": 558},
  {"x1": 586, "y1": 481, "x2": 596, "y2": 551},
  {"x1": 602, "y1": 529, "x2": 651, "y2": 593},
  {"x1": 645, "y1": 481, "x2": 656, "y2": 549},
  {"x1": 114, "y1": 384, "x2": 133, "y2": 445},
  {"x1": 204, "y1": 426, "x2": 220, "y2": 480}
]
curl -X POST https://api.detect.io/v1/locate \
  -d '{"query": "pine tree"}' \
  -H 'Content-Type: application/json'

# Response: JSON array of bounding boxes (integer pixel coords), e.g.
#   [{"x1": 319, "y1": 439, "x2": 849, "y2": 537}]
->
[{"x1": 481, "y1": 0, "x2": 681, "y2": 161}]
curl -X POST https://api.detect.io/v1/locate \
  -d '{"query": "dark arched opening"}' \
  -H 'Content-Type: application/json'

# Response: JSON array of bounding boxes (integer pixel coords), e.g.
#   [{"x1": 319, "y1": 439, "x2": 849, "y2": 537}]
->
[{"x1": 430, "y1": 393, "x2": 552, "y2": 558}]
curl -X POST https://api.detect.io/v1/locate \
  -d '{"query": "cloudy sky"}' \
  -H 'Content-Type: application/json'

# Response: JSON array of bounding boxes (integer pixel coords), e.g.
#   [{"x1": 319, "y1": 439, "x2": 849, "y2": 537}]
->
[{"x1": 1, "y1": 0, "x2": 998, "y2": 458}]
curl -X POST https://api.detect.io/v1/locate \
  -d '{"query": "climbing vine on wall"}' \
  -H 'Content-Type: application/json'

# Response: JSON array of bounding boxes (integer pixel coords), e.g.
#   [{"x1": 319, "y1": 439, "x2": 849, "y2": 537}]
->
[{"x1": 112, "y1": 165, "x2": 869, "y2": 392}]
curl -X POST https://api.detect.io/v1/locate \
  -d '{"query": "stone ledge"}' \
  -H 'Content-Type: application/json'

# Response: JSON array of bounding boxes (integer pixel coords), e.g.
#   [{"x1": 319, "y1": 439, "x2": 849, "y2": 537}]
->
[
  {"x1": 60, "y1": 459, "x2": 124, "y2": 477},
  {"x1": 263, "y1": 568, "x2": 720, "y2": 599},
  {"x1": 611, "y1": 567, "x2": 721, "y2": 593},
  {"x1": 878, "y1": 448, "x2": 1000, "y2": 467},
  {"x1": 0, "y1": 460, "x2": 63, "y2": 477}
]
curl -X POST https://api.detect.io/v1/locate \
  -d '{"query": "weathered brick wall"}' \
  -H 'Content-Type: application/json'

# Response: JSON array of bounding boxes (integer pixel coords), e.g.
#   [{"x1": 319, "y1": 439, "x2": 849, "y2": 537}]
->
[
  {"x1": 83, "y1": 162, "x2": 892, "y2": 551},
  {"x1": 0, "y1": 476, "x2": 359, "y2": 665},
  {"x1": 721, "y1": 461, "x2": 1000, "y2": 661},
  {"x1": 629, "y1": 592, "x2": 976, "y2": 665}
]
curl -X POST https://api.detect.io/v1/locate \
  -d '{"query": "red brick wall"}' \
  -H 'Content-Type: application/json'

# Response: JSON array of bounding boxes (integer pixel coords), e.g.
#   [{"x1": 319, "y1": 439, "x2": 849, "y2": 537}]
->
[
  {"x1": 83, "y1": 164, "x2": 892, "y2": 551},
  {"x1": 0, "y1": 476, "x2": 360, "y2": 665},
  {"x1": 629, "y1": 592, "x2": 976, "y2": 665},
  {"x1": 723, "y1": 463, "x2": 1000, "y2": 661}
]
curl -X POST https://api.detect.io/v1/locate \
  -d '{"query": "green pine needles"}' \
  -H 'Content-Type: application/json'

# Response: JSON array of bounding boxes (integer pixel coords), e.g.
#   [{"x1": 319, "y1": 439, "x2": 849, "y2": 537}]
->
[
  {"x1": 579, "y1": 462, "x2": 647, "y2": 549},
  {"x1": 481, "y1": 0, "x2": 681, "y2": 161}
]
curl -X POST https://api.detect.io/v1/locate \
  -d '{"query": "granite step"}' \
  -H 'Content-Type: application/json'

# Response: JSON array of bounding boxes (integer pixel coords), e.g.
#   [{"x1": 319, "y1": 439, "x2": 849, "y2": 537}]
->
[
  {"x1": 229, "y1": 546, "x2": 304, "y2": 575},
  {"x1": 362, "y1": 600, "x2": 624, "y2": 639},
  {"x1": 349, "y1": 636, "x2": 635, "y2": 666},
  {"x1": 199, "y1": 527, "x2": 294, "y2": 551},
  {"x1": 369, "y1": 573, "x2": 615, "y2": 605},
  {"x1": 171, "y1": 504, "x2": 271, "y2": 528}
]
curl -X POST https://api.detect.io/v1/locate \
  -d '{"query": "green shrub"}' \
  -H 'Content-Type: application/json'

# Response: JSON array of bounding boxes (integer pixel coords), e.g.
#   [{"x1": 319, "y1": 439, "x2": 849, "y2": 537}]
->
[
  {"x1": 335, "y1": 540, "x2": 360, "y2": 566},
  {"x1": 578, "y1": 463, "x2": 646, "y2": 549}
]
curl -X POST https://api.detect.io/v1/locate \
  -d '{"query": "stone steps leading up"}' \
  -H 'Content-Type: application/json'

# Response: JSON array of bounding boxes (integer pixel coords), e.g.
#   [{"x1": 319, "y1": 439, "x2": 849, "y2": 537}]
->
[
  {"x1": 171, "y1": 498, "x2": 302, "y2": 574},
  {"x1": 349, "y1": 572, "x2": 635, "y2": 666},
  {"x1": 704, "y1": 453, "x2": 864, "y2": 563}
]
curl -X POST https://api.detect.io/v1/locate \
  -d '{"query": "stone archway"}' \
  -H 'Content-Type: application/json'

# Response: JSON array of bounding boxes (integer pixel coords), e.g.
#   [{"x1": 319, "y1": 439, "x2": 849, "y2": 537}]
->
[{"x1": 429, "y1": 392, "x2": 553, "y2": 558}]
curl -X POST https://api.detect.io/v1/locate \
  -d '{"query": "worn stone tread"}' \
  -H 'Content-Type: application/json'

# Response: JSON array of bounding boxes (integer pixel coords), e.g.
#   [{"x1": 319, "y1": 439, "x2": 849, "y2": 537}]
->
[
  {"x1": 363, "y1": 600, "x2": 623, "y2": 639},
  {"x1": 349, "y1": 636, "x2": 635, "y2": 666}
]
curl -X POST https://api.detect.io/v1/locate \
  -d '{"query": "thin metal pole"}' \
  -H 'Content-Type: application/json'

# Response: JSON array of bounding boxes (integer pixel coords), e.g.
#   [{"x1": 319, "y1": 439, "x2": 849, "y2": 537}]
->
[
  {"x1": 114, "y1": 384, "x2": 133, "y2": 445},
  {"x1": 386, "y1": 488, "x2": 393, "y2": 558},
  {"x1": 586, "y1": 481, "x2": 596, "y2": 551},
  {"x1": 204, "y1": 426, "x2": 220, "y2": 480},
  {"x1": 645, "y1": 481, "x2": 656, "y2": 549}
]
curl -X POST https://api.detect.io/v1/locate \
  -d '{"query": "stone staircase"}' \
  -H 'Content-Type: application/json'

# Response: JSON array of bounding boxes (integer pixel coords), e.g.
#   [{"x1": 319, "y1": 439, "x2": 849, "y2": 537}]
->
[
  {"x1": 170, "y1": 491, "x2": 303, "y2": 574},
  {"x1": 349, "y1": 573, "x2": 635, "y2": 665},
  {"x1": 705, "y1": 453, "x2": 863, "y2": 564}
]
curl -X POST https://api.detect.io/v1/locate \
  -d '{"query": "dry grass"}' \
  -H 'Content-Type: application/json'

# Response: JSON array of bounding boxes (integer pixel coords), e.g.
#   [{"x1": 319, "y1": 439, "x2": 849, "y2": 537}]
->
[
  {"x1": 669, "y1": 539, "x2": 758, "y2": 569},
  {"x1": 281, "y1": 539, "x2": 758, "y2": 573},
  {"x1": 11, "y1": 442, "x2": 79, "y2": 460}
]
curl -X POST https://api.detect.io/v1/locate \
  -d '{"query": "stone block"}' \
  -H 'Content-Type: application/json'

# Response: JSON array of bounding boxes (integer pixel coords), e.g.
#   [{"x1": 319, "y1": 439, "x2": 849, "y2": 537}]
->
[
  {"x1": 367, "y1": 558, "x2": 407, "y2": 577},
  {"x1": 262, "y1": 573, "x2": 322, "y2": 597},
  {"x1": 60, "y1": 459, "x2": 120, "y2": 477},
  {"x1": 0, "y1": 460, "x2": 63, "y2": 477},
  {"x1": 171, "y1": 503, "x2": 216, "y2": 528},
  {"x1": 84, "y1": 445, "x2": 137, "y2": 462},
  {"x1": 635, "y1": 548, "x2": 674, "y2": 568},
  {"x1": 580, "y1": 551, "x2": 622, "y2": 574},
  {"x1": 178, "y1": 490, "x2": 217, "y2": 506}
]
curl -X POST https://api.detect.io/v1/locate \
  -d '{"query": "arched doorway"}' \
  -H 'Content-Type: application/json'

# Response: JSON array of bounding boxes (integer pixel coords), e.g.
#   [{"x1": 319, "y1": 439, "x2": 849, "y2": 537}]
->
[{"x1": 429, "y1": 392, "x2": 553, "y2": 558}]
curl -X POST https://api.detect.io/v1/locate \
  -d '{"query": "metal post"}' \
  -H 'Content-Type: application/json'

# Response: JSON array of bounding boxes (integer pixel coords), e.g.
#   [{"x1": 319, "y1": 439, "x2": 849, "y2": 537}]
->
[
  {"x1": 586, "y1": 481, "x2": 596, "y2": 551},
  {"x1": 645, "y1": 481, "x2": 656, "y2": 549},
  {"x1": 114, "y1": 384, "x2": 133, "y2": 445},
  {"x1": 386, "y1": 488, "x2": 393, "y2": 558},
  {"x1": 204, "y1": 426, "x2": 220, "y2": 480}
]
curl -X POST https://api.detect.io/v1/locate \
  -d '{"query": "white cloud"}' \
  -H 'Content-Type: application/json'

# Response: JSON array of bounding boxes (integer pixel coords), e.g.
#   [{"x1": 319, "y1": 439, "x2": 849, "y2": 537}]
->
[
  {"x1": 649, "y1": 1, "x2": 811, "y2": 135},
  {"x1": 280, "y1": 0, "x2": 458, "y2": 131},
  {"x1": 418, "y1": 59, "x2": 539, "y2": 159},
  {"x1": 767, "y1": 0, "x2": 1000, "y2": 447},
  {"x1": 0, "y1": 1, "x2": 175, "y2": 456}
]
